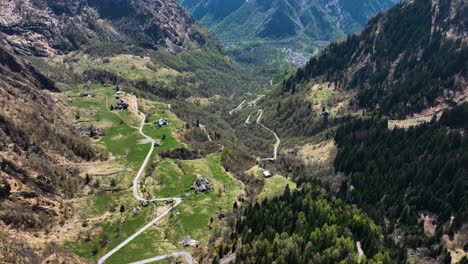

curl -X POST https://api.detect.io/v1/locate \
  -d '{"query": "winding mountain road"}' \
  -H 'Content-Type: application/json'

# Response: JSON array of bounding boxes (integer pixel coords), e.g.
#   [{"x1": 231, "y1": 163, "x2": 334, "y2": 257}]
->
[
  {"x1": 229, "y1": 99, "x2": 246, "y2": 115},
  {"x1": 245, "y1": 114, "x2": 252, "y2": 124},
  {"x1": 255, "y1": 110, "x2": 280, "y2": 161},
  {"x1": 98, "y1": 95, "x2": 192, "y2": 264},
  {"x1": 229, "y1": 96, "x2": 281, "y2": 161},
  {"x1": 199, "y1": 124, "x2": 212, "y2": 142}
]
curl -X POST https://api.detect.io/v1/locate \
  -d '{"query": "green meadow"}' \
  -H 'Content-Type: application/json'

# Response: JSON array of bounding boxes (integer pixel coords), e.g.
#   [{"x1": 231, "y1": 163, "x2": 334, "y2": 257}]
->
[{"x1": 65, "y1": 85, "x2": 242, "y2": 262}]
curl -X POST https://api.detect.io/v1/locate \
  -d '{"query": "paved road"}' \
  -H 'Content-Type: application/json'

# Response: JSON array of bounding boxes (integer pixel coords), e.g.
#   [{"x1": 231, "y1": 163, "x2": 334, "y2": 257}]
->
[
  {"x1": 129, "y1": 251, "x2": 193, "y2": 264},
  {"x1": 219, "y1": 254, "x2": 236, "y2": 264},
  {"x1": 231, "y1": 96, "x2": 280, "y2": 161},
  {"x1": 229, "y1": 99, "x2": 246, "y2": 115},
  {"x1": 98, "y1": 95, "x2": 192, "y2": 264},
  {"x1": 245, "y1": 114, "x2": 252, "y2": 124},
  {"x1": 256, "y1": 110, "x2": 280, "y2": 161},
  {"x1": 199, "y1": 124, "x2": 212, "y2": 142}
]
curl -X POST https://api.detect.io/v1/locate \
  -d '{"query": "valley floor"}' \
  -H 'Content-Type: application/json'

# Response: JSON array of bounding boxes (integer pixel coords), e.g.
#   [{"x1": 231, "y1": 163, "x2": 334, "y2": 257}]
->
[{"x1": 52, "y1": 85, "x2": 291, "y2": 263}]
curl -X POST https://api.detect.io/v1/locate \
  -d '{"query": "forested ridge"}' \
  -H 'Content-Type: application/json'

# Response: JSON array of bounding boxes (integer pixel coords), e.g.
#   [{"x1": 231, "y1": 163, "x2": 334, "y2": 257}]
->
[
  {"x1": 218, "y1": 184, "x2": 406, "y2": 264},
  {"x1": 335, "y1": 103, "x2": 468, "y2": 241},
  {"x1": 213, "y1": 104, "x2": 468, "y2": 263},
  {"x1": 282, "y1": 0, "x2": 467, "y2": 117}
]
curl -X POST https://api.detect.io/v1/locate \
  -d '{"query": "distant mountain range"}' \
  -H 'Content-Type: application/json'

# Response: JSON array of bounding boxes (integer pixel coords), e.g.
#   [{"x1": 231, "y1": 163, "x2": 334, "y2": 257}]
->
[{"x1": 179, "y1": 0, "x2": 399, "y2": 42}]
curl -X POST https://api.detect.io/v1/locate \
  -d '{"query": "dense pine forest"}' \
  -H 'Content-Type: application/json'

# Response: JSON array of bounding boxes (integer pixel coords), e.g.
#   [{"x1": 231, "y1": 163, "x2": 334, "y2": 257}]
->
[
  {"x1": 335, "y1": 103, "x2": 468, "y2": 243},
  {"x1": 219, "y1": 184, "x2": 406, "y2": 264}
]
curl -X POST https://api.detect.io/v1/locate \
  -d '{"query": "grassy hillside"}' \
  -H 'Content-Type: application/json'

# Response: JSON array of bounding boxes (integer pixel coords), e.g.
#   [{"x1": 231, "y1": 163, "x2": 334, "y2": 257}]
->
[
  {"x1": 61, "y1": 85, "x2": 245, "y2": 262},
  {"x1": 29, "y1": 46, "x2": 262, "y2": 98}
]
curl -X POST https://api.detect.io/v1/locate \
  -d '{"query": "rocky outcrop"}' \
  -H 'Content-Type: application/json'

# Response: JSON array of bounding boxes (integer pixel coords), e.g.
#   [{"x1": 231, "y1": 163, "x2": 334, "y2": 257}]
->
[
  {"x1": 0, "y1": 43, "x2": 57, "y2": 90},
  {"x1": 0, "y1": 0, "x2": 219, "y2": 57},
  {"x1": 0, "y1": 42, "x2": 105, "y2": 262},
  {"x1": 71, "y1": 124, "x2": 104, "y2": 139}
]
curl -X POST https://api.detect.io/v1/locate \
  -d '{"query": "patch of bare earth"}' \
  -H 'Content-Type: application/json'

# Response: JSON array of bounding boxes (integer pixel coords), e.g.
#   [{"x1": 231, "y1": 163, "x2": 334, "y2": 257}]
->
[
  {"x1": 121, "y1": 92, "x2": 140, "y2": 117},
  {"x1": 407, "y1": 248, "x2": 439, "y2": 264},
  {"x1": 419, "y1": 212, "x2": 437, "y2": 237},
  {"x1": 73, "y1": 154, "x2": 127, "y2": 178},
  {"x1": 307, "y1": 82, "x2": 359, "y2": 116},
  {"x1": 443, "y1": 224, "x2": 468, "y2": 263},
  {"x1": 391, "y1": 83, "x2": 468, "y2": 129},
  {"x1": 288, "y1": 140, "x2": 343, "y2": 191},
  {"x1": 416, "y1": 83, "x2": 468, "y2": 118},
  {"x1": 298, "y1": 140, "x2": 337, "y2": 165},
  {"x1": 186, "y1": 96, "x2": 213, "y2": 106}
]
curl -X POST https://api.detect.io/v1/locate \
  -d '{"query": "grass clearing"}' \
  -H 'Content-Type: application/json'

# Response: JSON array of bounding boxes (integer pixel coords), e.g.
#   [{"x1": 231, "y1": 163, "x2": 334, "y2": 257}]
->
[
  {"x1": 298, "y1": 140, "x2": 337, "y2": 164},
  {"x1": 311, "y1": 88, "x2": 332, "y2": 104},
  {"x1": 67, "y1": 85, "x2": 151, "y2": 170},
  {"x1": 257, "y1": 175, "x2": 296, "y2": 201},
  {"x1": 247, "y1": 166, "x2": 296, "y2": 201},
  {"x1": 176, "y1": 153, "x2": 242, "y2": 242},
  {"x1": 146, "y1": 159, "x2": 189, "y2": 197}
]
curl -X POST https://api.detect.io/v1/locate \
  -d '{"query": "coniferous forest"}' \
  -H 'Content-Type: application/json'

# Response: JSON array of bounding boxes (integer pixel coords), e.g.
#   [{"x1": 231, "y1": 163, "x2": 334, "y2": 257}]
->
[
  {"x1": 214, "y1": 104, "x2": 468, "y2": 264},
  {"x1": 335, "y1": 103, "x2": 468, "y2": 231},
  {"x1": 224, "y1": 184, "x2": 407, "y2": 264}
]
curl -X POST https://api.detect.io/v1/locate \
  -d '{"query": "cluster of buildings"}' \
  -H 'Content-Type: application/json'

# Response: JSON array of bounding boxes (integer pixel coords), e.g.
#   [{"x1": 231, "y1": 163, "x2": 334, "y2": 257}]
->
[
  {"x1": 80, "y1": 85, "x2": 94, "y2": 97},
  {"x1": 80, "y1": 92, "x2": 94, "y2": 97},
  {"x1": 281, "y1": 47, "x2": 313, "y2": 67}
]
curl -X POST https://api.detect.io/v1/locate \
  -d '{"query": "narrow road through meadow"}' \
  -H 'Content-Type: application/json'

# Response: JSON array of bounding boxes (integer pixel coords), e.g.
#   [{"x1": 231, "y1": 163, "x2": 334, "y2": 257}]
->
[{"x1": 98, "y1": 95, "x2": 192, "y2": 264}]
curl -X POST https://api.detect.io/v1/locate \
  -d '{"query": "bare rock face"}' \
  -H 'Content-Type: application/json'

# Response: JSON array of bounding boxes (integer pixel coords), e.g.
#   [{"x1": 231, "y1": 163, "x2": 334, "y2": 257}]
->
[{"x1": 0, "y1": 0, "x2": 218, "y2": 57}]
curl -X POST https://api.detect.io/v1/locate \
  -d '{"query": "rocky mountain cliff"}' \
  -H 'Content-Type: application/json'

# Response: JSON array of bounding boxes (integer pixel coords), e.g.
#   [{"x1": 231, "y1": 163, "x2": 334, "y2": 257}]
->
[
  {"x1": 283, "y1": 0, "x2": 467, "y2": 117},
  {"x1": 179, "y1": 0, "x2": 399, "y2": 41},
  {"x1": 0, "y1": 0, "x2": 219, "y2": 57}
]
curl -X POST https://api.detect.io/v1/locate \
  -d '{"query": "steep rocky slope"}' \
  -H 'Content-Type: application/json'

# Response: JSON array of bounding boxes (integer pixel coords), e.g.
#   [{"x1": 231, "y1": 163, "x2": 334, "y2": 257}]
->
[
  {"x1": 0, "y1": 0, "x2": 219, "y2": 57},
  {"x1": 0, "y1": 43, "x2": 105, "y2": 262},
  {"x1": 0, "y1": 0, "x2": 259, "y2": 98},
  {"x1": 283, "y1": 0, "x2": 467, "y2": 118}
]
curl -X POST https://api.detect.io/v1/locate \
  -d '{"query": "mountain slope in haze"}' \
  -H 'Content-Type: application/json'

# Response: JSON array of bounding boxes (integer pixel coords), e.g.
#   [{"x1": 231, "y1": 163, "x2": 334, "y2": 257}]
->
[
  {"x1": 0, "y1": 0, "x2": 220, "y2": 57},
  {"x1": 0, "y1": 43, "x2": 106, "y2": 262},
  {"x1": 284, "y1": 0, "x2": 467, "y2": 118},
  {"x1": 180, "y1": 0, "x2": 398, "y2": 41}
]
